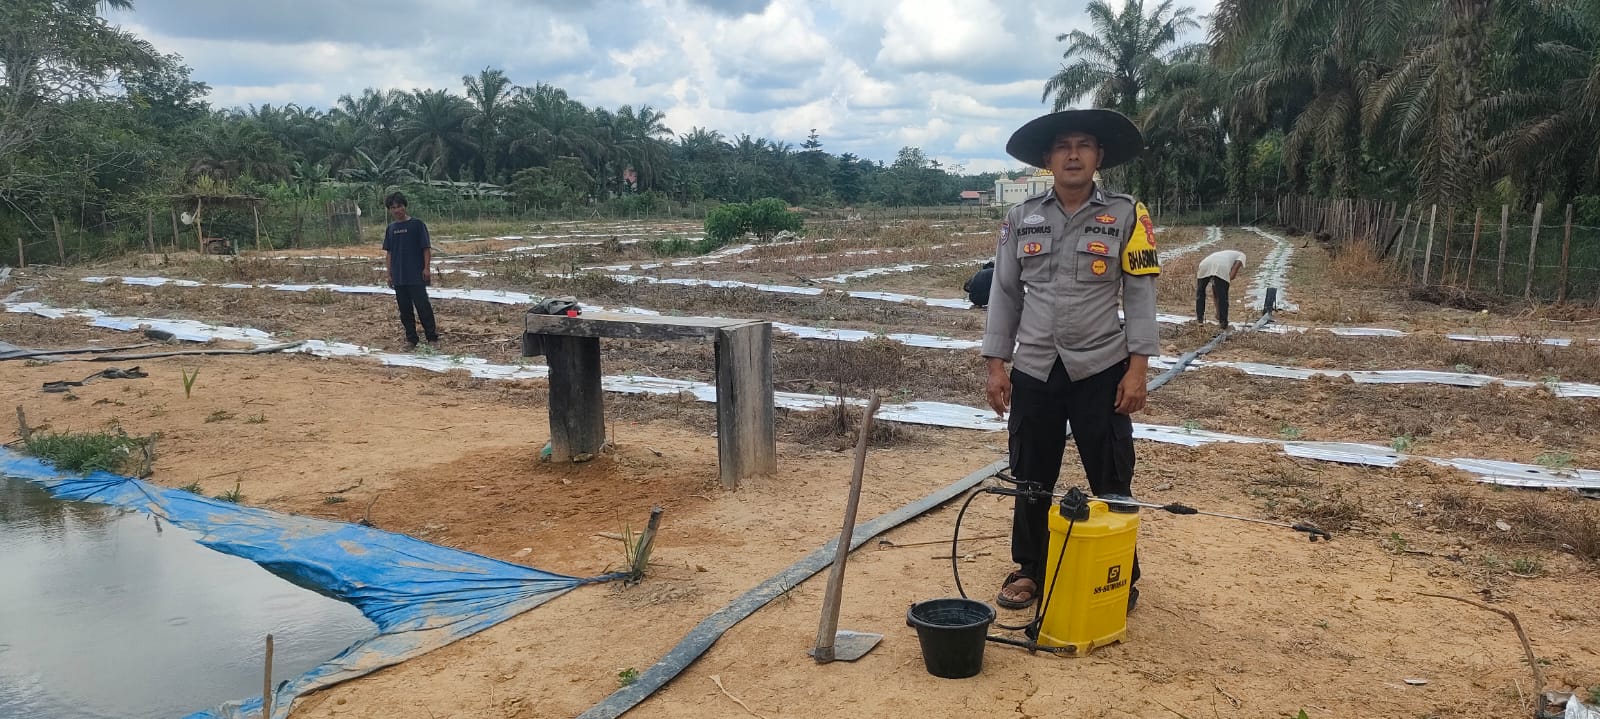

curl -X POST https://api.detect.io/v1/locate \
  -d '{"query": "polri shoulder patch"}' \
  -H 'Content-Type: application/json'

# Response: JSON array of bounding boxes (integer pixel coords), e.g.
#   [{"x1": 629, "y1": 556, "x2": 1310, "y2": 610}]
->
[{"x1": 1121, "y1": 202, "x2": 1160, "y2": 276}]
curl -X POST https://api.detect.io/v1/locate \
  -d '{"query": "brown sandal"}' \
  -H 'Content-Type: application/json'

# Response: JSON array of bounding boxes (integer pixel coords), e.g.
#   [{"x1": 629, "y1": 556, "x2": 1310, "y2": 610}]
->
[{"x1": 996, "y1": 571, "x2": 1038, "y2": 609}]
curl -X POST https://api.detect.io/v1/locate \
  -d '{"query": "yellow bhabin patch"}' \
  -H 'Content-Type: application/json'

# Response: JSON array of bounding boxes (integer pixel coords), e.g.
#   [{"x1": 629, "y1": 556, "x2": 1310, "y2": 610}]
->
[{"x1": 1121, "y1": 202, "x2": 1160, "y2": 276}]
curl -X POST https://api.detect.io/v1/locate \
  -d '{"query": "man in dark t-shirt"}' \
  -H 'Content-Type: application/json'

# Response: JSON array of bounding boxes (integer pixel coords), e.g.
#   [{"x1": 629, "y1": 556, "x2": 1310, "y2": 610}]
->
[
  {"x1": 963, "y1": 260, "x2": 995, "y2": 308},
  {"x1": 382, "y1": 192, "x2": 439, "y2": 349}
]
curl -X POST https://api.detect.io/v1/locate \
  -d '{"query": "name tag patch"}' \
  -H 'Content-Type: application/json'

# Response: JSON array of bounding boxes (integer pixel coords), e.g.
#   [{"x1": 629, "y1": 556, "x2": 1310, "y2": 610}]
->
[{"x1": 1016, "y1": 226, "x2": 1052, "y2": 237}]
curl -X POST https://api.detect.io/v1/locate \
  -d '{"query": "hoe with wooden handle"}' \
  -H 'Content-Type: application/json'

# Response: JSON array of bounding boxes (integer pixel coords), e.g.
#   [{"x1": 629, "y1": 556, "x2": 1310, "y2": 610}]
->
[{"x1": 810, "y1": 394, "x2": 884, "y2": 663}]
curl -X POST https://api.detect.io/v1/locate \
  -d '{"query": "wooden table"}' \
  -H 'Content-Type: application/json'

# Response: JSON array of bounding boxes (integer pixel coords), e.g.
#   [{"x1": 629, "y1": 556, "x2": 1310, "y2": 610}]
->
[{"x1": 522, "y1": 310, "x2": 776, "y2": 488}]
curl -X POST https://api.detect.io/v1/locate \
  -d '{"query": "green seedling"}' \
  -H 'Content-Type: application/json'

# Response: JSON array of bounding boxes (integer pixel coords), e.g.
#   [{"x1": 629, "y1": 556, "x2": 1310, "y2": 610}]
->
[
  {"x1": 213, "y1": 480, "x2": 243, "y2": 503},
  {"x1": 205, "y1": 410, "x2": 235, "y2": 423},
  {"x1": 1390, "y1": 435, "x2": 1414, "y2": 452},
  {"x1": 1278, "y1": 424, "x2": 1303, "y2": 440},
  {"x1": 1182, "y1": 419, "x2": 1202, "y2": 432},
  {"x1": 181, "y1": 368, "x2": 199, "y2": 398},
  {"x1": 178, "y1": 482, "x2": 203, "y2": 494},
  {"x1": 1509, "y1": 557, "x2": 1543, "y2": 576},
  {"x1": 323, "y1": 495, "x2": 347, "y2": 505},
  {"x1": 1536, "y1": 452, "x2": 1575, "y2": 472},
  {"x1": 617, "y1": 667, "x2": 639, "y2": 687},
  {"x1": 246, "y1": 413, "x2": 268, "y2": 424}
]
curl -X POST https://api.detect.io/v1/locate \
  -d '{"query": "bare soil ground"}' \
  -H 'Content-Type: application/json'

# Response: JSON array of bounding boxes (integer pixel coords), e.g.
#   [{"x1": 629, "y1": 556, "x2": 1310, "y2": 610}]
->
[{"x1": 4, "y1": 217, "x2": 1598, "y2": 719}]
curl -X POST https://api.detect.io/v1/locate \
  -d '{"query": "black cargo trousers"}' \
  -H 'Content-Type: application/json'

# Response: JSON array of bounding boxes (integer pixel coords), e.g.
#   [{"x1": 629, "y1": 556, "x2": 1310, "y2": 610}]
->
[{"x1": 1008, "y1": 357, "x2": 1140, "y2": 589}]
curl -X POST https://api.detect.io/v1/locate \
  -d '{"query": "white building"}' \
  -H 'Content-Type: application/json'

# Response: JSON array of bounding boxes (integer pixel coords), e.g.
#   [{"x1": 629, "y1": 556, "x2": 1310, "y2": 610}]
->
[
  {"x1": 992, "y1": 170, "x2": 1106, "y2": 206},
  {"x1": 994, "y1": 171, "x2": 1054, "y2": 206}
]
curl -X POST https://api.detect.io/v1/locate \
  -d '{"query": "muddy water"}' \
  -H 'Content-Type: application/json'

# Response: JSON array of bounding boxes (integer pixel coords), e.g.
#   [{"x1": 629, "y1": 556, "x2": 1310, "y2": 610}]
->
[{"x1": 0, "y1": 476, "x2": 377, "y2": 719}]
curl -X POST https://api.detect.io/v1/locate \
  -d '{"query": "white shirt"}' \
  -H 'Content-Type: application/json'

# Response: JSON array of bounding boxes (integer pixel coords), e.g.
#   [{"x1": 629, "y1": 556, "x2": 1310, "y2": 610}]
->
[{"x1": 1197, "y1": 250, "x2": 1246, "y2": 281}]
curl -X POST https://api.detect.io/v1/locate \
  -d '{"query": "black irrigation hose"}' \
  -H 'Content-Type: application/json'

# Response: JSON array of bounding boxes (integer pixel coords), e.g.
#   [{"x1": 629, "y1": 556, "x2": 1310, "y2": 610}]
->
[
  {"x1": 580, "y1": 299, "x2": 1284, "y2": 717},
  {"x1": 1147, "y1": 310, "x2": 1275, "y2": 393},
  {"x1": 576, "y1": 458, "x2": 1009, "y2": 719}
]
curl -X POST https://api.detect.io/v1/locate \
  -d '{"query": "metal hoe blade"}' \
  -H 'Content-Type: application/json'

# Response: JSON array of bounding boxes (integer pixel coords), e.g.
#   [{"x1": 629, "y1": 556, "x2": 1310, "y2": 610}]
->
[{"x1": 810, "y1": 630, "x2": 883, "y2": 662}]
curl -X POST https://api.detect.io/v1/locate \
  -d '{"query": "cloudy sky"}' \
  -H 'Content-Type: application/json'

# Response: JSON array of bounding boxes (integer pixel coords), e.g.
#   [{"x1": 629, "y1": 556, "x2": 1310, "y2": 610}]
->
[{"x1": 110, "y1": 0, "x2": 1215, "y2": 174}]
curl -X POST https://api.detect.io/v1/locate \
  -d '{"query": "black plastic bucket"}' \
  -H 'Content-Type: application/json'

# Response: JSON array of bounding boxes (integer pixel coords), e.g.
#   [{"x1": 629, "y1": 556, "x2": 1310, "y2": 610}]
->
[{"x1": 906, "y1": 598, "x2": 995, "y2": 678}]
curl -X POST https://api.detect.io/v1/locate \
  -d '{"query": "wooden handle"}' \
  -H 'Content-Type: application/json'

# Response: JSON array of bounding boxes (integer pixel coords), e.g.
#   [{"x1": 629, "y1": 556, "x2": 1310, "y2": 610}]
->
[{"x1": 813, "y1": 394, "x2": 881, "y2": 661}]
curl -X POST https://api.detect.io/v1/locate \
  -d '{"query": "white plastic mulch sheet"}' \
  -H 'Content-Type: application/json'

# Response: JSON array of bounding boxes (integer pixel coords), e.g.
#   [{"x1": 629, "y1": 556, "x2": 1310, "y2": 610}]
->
[
  {"x1": 1241, "y1": 226, "x2": 1298, "y2": 312},
  {"x1": 5, "y1": 297, "x2": 1598, "y2": 493}
]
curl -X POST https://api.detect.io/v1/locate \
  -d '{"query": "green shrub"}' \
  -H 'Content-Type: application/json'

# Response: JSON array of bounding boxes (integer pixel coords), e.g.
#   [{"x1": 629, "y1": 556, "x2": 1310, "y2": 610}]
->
[
  {"x1": 704, "y1": 203, "x2": 748, "y2": 244},
  {"x1": 703, "y1": 197, "x2": 803, "y2": 244}
]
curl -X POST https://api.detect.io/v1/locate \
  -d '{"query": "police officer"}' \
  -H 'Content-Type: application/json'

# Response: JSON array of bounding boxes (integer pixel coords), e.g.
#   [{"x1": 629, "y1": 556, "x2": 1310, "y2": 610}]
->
[{"x1": 981, "y1": 109, "x2": 1159, "y2": 612}]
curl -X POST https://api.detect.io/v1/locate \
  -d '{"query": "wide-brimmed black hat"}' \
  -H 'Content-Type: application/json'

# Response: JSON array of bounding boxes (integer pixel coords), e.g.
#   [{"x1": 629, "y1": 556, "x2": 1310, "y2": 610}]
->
[{"x1": 1005, "y1": 109, "x2": 1144, "y2": 169}]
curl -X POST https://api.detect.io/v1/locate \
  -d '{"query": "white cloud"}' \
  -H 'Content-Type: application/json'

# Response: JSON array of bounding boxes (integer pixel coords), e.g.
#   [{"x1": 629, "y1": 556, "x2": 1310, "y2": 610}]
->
[{"x1": 107, "y1": 0, "x2": 1224, "y2": 171}]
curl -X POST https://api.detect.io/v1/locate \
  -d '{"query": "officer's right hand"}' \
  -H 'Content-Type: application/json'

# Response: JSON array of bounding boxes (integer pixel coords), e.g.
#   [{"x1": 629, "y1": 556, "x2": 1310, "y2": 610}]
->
[{"x1": 985, "y1": 364, "x2": 1011, "y2": 419}]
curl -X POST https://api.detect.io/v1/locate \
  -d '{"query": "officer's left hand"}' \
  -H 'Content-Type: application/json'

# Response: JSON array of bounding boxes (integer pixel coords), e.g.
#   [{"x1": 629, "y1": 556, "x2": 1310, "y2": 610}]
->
[{"x1": 1114, "y1": 371, "x2": 1146, "y2": 415}]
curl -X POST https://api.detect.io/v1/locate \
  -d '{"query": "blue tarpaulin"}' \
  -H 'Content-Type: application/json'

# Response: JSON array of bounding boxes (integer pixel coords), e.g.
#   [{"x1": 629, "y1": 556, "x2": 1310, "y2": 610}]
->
[{"x1": 0, "y1": 448, "x2": 618, "y2": 719}]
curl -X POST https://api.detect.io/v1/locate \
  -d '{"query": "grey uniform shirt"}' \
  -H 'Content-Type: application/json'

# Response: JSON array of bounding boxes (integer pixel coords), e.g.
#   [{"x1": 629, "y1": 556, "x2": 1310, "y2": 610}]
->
[{"x1": 981, "y1": 184, "x2": 1161, "y2": 383}]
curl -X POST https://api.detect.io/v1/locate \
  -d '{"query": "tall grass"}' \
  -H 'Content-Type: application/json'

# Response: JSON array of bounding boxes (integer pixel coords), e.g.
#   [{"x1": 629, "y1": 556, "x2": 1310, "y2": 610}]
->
[{"x1": 23, "y1": 429, "x2": 149, "y2": 475}]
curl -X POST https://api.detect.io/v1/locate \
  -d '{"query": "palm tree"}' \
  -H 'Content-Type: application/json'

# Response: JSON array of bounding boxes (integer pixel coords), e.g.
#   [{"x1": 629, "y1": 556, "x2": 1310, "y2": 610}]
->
[
  {"x1": 335, "y1": 88, "x2": 404, "y2": 152},
  {"x1": 186, "y1": 115, "x2": 291, "y2": 183},
  {"x1": 1141, "y1": 46, "x2": 1231, "y2": 204},
  {"x1": 1219, "y1": 0, "x2": 1414, "y2": 196},
  {"x1": 1477, "y1": 0, "x2": 1600, "y2": 207},
  {"x1": 605, "y1": 104, "x2": 672, "y2": 191},
  {"x1": 504, "y1": 83, "x2": 599, "y2": 170},
  {"x1": 1364, "y1": 0, "x2": 1496, "y2": 204},
  {"x1": 398, "y1": 89, "x2": 474, "y2": 179},
  {"x1": 463, "y1": 67, "x2": 516, "y2": 182},
  {"x1": 312, "y1": 118, "x2": 370, "y2": 176},
  {"x1": 1042, "y1": 0, "x2": 1201, "y2": 114}
]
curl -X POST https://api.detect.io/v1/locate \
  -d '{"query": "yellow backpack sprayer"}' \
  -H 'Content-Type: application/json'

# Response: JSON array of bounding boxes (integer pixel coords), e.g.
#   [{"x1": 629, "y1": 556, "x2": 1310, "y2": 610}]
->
[{"x1": 939, "y1": 469, "x2": 1331, "y2": 659}]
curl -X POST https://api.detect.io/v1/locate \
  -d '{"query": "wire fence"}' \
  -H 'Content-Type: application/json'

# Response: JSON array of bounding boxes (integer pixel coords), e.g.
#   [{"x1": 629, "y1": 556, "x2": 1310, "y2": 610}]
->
[{"x1": 1279, "y1": 195, "x2": 1600, "y2": 305}]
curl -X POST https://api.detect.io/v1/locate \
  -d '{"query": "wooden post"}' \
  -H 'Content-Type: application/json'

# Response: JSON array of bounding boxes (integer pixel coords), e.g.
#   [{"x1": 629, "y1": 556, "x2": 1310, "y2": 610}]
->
[
  {"x1": 1558, "y1": 203, "x2": 1574, "y2": 303},
  {"x1": 14, "y1": 236, "x2": 23, "y2": 268},
  {"x1": 714, "y1": 322, "x2": 777, "y2": 489},
  {"x1": 1466, "y1": 208, "x2": 1483, "y2": 290},
  {"x1": 1440, "y1": 207, "x2": 1455, "y2": 285},
  {"x1": 253, "y1": 203, "x2": 263, "y2": 251},
  {"x1": 170, "y1": 208, "x2": 181, "y2": 250},
  {"x1": 1389, "y1": 204, "x2": 1412, "y2": 260},
  {"x1": 1524, "y1": 202, "x2": 1543, "y2": 300},
  {"x1": 544, "y1": 335, "x2": 605, "y2": 462},
  {"x1": 263, "y1": 633, "x2": 274, "y2": 719},
  {"x1": 1421, "y1": 205, "x2": 1438, "y2": 284},
  {"x1": 51, "y1": 215, "x2": 66, "y2": 264},
  {"x1": 194, "y1": 199, "x2": 205, "y2": 251},
  {"x1": 1496, "y1": 205, "x2": 1509, "y2": 294},
  {"x1": 145, "y1": 210, "x2": 155, "y2": 253},
  {"x1": 1407, "y1": 204, "x2": 1426, "y2": 275}
]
